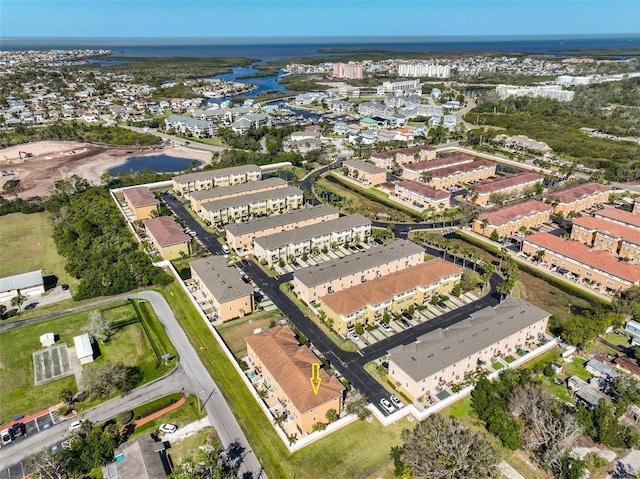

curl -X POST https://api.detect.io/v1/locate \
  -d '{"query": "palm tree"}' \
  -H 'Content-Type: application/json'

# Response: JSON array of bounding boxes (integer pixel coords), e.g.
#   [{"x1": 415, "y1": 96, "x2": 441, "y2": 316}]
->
[
  {"x1": 481, "y1": 218, "x2": 489, "y2": 236},
  {"x1": 287, "y1": 433, "x2": 298, "y2": 445},
  {"x1": 534, "y1": 249, "x2": 546, "y2": 263},
  {"x1": 11, "y1": 292, "x2": 27, "y2": 313}
]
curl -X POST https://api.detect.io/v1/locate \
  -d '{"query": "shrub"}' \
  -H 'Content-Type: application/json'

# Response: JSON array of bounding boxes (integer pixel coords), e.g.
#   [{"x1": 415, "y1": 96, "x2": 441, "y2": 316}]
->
[
  {"x1": 116, "y1": 410, "x2": 134, "y2": 425},
  {"x1": 355, "y1": 323, "x2": 365, "y2": 335}
]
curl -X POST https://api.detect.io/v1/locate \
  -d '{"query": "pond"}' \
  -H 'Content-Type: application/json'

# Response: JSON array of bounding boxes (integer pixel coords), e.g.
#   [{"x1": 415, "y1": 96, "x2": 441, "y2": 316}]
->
[{"x1": 108, "y1": 155, "x2": 200, "y2": 175}]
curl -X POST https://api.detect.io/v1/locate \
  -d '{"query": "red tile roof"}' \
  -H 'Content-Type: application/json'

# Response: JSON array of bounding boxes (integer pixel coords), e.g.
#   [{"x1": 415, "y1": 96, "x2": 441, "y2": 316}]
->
[
  {"x1": 429, "y1": 159, "x2": 495, "y2": 179},
  {"x1": 478, "y1": 199, "x2": 552, "y2": 226},
  {"x1": 245, "y1": 326, "x2": 344, "y2": 413},
  {"x1": 572, "y1": 216, "x2": 640, "y2": 246},
  {"x1": 143, "y1": 216, "x2": 190, "y2": 247},
  {"x1": 614, "y1": 356, "x2": 640, "y2": 376},
  {"x1": 123, "y1": 187, "x2": 159, "y2": 208},
  {"x1": 474, "y1": 172, "x2": 543, "y2": 194},
  {"x1": 403, "y1": 154, "x2": 474, "y2": 172},
  {"x1": 545, "y1": 182, "x2": 612, "y2": 204},
  {"x1": 596, "y1": 207, "x2": 640, "y2": 229},
  {"x1": 524, "y1": 232, "x2": 640, "y2": 283},
  {"x1": 395, "y1": 180, "x2": 450, "y2": 201}
]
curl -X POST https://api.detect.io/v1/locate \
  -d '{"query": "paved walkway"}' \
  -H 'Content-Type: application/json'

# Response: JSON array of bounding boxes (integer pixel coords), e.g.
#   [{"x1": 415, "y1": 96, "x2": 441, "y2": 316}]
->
[{"x1": 133, "y1": 395, "x2": 186, "y2": 428}]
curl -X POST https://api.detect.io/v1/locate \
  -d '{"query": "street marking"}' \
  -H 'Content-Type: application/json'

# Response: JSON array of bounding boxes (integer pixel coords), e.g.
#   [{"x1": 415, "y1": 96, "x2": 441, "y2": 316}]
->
[{"x1": 309, "y1": 363, "x2": 322, "y2": 395}]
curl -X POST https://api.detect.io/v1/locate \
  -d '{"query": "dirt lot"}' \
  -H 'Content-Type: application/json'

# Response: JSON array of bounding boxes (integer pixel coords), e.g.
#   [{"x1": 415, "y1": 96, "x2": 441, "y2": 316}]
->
[{"x1": 0, "y1": 140, "x2": 212, "y2": 199}]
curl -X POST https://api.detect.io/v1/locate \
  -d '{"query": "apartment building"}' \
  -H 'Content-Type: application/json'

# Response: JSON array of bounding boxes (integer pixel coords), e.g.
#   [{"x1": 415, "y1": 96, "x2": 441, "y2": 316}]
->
[
  {"x1": 254, "y1": 215, "x2": 371, "y2": 266},
  {"x1": 496, "y1": 84, "x2": 575, "y2": 102},
  {"x1": 122, "y1": 186, "x2": 159, "y2": 220},
  {"x1": 544, "y1": 182, "x2": 613, "y2": 216},
  {"x1": 143, "y1": 216, "x2": 190, "y2": 260},
  {"x1": 199, "y1": 186, "x2": 304, "y2": 225},
  {"x1": 343, "y1": 159, "x2": 387, "y2": 186},
  {"x1": 570, "y1": 216, "x2": 640, "y2": 261},
  {"x1": 245, "y1": 326, "x2": 344, "y2": 435},
  {"x1": 388, "y1": 298, "x2": 550, "y2": 402},
  {"x1": 472, "y1": 199, "x2": 553, "y2": 239},
  {"x1": 333, "y1": 62, "x2": 363, "y2": 79},
  {"x1": 320, "y1": 258, "x2": 461, "y2": 334},
  {"x1": 292, "y1": 239, "x2": 425, "y2": 304},
  {"x1": 190, "y1": 256, "x2": 254, "y2": 321},
  {"x1": 595, "y1": 207, "x2": 640, "y2": 231},
  {"x1": 370, "y1": 145, "x2": 436, "y2": 170},
  {"x1": 172, "y1": 164, "x2": 262, "y2": 195},
  {"x1": 522, "y1": 232, "x2": 640, "y2": 294},
  {"x1": 189, "y1": 177, "x2": 288, "y2": 213},
  {"x1": 164, "y1": 115, "x2": 218, "y2": 138},
  {"x1": 402, "y1": 154, "x2": 474, "y2": 182},
  {"x1": 467, "y1": 172, "x2": 544, "y2": 206},
  {"x1": 424, "y1": 159, "x2": 496, "y2": 189},
  {"x1": 225, "y1": 205, "x2": 339, "y2": 251},
  {"x1": 393, "y1": 180, "x2": 451, "y2": 209}
]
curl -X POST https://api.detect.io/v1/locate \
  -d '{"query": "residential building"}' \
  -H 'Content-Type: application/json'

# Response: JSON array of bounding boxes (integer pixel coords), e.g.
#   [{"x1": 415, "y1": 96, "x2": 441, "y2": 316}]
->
[
  {"x1": 199, "y1": 186, "x2": 304, "y2": 225},
  {"x1": 102, "y1": 434, "x2": 169, "y2": 479},
  {"x1": 472, "y1": 199, "x2": 553, "y2": 239},
  {"x1": 584, "y1": 359, "x2": 618, "y2": 380},
  {"x1": 467, "y1": 172, "x2": 544, "y2": 206},
  {"x1": 393, "y1": 180, "x2": 450, "y2": 210},
  {"x1": 494, "y1": 134, "x2": 552, "y2": 155},
  {"x1": 544, "y1": 182, "x2": 613, "y2": 216},
  {"x1": 625, "y1": 320, "x2": 640, "y2": 346},
  {"x1": 143, "y1": 216, "x2": 191, "y2": 260},
  {"x1": 382, "y1": 79, "x2": 421, "y2": 95},
  {"x1": 231, "y1": 113, "x2": 270, "y2": 133},
  {"x1": 595, "y1": 207, "x2": 640, "y2": 231},
  {"x1": 122, "y1": 187, "x2": 159, "y2": 220},
  {"x1": 172, "y1": 165, "x2": 262, "y2": 195},
  {"x1": 570, "y1": 215, "x2": 640, "y2": 260},
  {"x1": 370, "y1": 145, "x2": 436, "y2": 170},
  {"x1": 0, "y1": 270, "x2": 44, "y2": 302},
  {"x1": 225, "y1": 205, "x2": 340, "y2": 251},
  {"x1": 402, "y1": 154, "x2": 474, "y2": 181},
  {"x1": 397, "y1": 63, "x2": 450, "y2": 78},
  {"x1": 522, "y1": 232, "x2": 640, "y2": 294},
  {"x1": 292, "y1": 239, "x2": 425, "y2": 304},
  {"x1": 189, "y1": 178, "x2": 288, "y2": 213},
  {"x1": 283, "y1": 137, "x2": 322, "y2": 153},
  {"x1": 164, "y1": 115, "x2": 217, "y2": 137},
  {"x1": 333, "y1": 62, "x2": 363, "y2": 79},
  {"x1": 423, "y1": 159, "x2": 496, "y2": 190},
  {"x1": 190, "y1": 256, "x2": 254, "y2": 321},
  {"x1": 245, "y1": 326, "x2": 344, "y2": 435},
  {"x1": 568, "y1": 376, "x2": 608, "y2": 408},
  {"x1": 343, "y1": 159, "x2": 387, "y2": 186},
  {"x1": 320, "y1": 258, "x2": 461, "y2": 334},
  {"x1": 496, "y1": 84, "x2": 575, "y2": 102},
  {"x1": 388, "y1": 298, "x2": 550, "y2": 402},
  {"x1": 254, "y1": 215, "x2": 371, "y2": 266}
]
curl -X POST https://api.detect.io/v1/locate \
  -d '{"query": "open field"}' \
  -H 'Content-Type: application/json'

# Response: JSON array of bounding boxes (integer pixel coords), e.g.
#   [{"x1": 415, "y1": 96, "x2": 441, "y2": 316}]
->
[
  {"x1": 217, "y1": 310, "x2": 283, "y2": 358},
  {"x1": 0, "y1": 299, "x2": 175, "y2": 422},
  {"x1": 0, "y1": 212, "x2": 77, "y2": 288},
  {"x1": 129, "y1": 394, "x2": 207, "y2": 439}
]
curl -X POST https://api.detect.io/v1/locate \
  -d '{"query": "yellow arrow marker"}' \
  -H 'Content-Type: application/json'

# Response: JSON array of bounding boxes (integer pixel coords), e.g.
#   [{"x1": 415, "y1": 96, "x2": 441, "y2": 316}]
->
[{"x1": 310, "y1": 362, "x2": 322, "y2": 395}]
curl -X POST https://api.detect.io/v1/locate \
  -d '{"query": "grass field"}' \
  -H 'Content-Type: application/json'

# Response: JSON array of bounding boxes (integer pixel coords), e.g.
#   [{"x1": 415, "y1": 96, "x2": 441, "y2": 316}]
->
[
  {"x1": 0, "y1": 212, "x2": 77, "y2": 288},
  {"x1": 217, "y1": 310, "x2": 283, "y2": 358},
  {"x1": 0, "y1": 299, "x2": 175, "y2": 423},
  {"x1": 130, "y1": 394, "x2": 206, "y2": 438}
]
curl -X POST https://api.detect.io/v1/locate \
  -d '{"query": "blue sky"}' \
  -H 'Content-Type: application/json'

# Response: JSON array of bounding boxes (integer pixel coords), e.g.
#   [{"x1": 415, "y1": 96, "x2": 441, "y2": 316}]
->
[{"x1": 1, "y1": 0, "x2": 638, "y2": 38}]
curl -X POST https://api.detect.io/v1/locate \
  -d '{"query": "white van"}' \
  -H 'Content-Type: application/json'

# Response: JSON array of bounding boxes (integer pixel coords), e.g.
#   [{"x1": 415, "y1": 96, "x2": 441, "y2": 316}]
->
[
  {"x1": 221, "y1": 245, "x2": 230, "y2": 255},
  {"x1": 1, "y1": 428, "x2": 13, "y2": 445}
]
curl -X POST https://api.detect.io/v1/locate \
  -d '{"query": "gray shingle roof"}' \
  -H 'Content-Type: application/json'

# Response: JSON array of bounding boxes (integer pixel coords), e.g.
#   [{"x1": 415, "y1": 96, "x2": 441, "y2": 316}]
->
[
  {"x1": 190, "y1": 177, "x2": 287, "y2": 202},
  {"x1": 388, "y1": 298, "x2": 550, "y2": 382},
  {"x1": 173, "y1": 164, "x2": 261, "y2": 184},
  {"x1": 225, "y1": 205, "x2": 339, "y2": 237},
  {"x1": 255, "y1": 215, "x2": 370, "y2": 250},
  {"x1": 201, "y1": 186, "x2": 303, "y2": 213},
  {"x1": 294, "y1": 239, "x2": 424, "y2": 288},
  {"x1": 190, "y1": 256, "x2": 253, "y2": 302},
  {"x1": 344, "y1": 159, "x2": 385, "y2": 175}
]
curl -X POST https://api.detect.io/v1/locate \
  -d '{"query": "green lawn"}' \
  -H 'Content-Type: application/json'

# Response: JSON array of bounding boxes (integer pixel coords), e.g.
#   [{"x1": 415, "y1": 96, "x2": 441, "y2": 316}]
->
[
  {"x1": 0, "y1": 299, "x2": 176, "y2": 422},
  {"x1": 217, "y1": 310, "x2": 283, "y2": 358},
  {"x1": 163, "y1": 281, "x2": 411, "y2": 479},
  {"x1": 130, "y1": 394, "x2": 206, "y2": 438},
  {"x1": 0, "y1": 212, "x2": 77, "y2": 288},
  {"x1": 169, "y1": 427, "x2": 220, "y2": 465}
]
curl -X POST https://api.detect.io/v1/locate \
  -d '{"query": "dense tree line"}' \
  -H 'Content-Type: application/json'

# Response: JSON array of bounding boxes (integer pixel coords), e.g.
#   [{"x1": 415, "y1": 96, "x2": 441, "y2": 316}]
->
[{"x1": 215, "y1": 124, "x2": 302, "y2": 152}]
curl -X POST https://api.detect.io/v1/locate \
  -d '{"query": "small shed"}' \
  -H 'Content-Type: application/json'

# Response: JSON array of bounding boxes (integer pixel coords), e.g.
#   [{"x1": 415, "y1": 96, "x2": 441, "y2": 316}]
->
[
  {"x1": 40, "y1": 333, "x2": 55, "y2": 347},
  {"x1": 73, "y1": 333, "x2": 94, "y2": 365}
]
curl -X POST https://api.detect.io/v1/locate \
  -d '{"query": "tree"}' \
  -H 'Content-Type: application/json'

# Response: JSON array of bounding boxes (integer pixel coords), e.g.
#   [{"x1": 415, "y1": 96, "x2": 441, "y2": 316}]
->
[
  {"x1": 11, "y1": 292, "x2": 27, "y2": 313},
  {"x1": 325, "y1": 408, "x2": 339, "y2": 423},
  {"x1": 400, "y1": 414, "x2": 499, "y2": 479},
  {"x1": 344, "y1": 389, "x2": 371, "y2": 420},
  {"x1": 83, "y1": 361, "x2": 142, "y2": 398},
  {"x1": 490, "y1": 229, "x2": 500, "y2": 242},
  {"x1": 59, "y1": 388, "x2": 74, "y2": 405},
  {"x1": 83, "y1": 310, "x2": 111, "y2": 343},
  {"x1": 169, "y1": 443, "x2": 243, "y2": 478},
  {"x1": 27, "y1": 448, "x2": 70, "y2": 479}
]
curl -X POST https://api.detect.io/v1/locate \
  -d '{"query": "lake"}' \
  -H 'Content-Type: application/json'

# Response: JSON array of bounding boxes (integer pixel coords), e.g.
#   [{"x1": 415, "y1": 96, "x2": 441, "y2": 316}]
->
[
  {"x1": 108, "y1": 155, "x2": 200, "y2": 175},
  {"x1": 214, "y1": 64, "x2": 290, "y2": 98}
]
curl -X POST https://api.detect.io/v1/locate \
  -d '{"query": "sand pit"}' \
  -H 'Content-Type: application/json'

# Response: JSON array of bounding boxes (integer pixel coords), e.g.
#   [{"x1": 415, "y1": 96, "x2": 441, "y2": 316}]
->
[{"x1": 0, "y1": 141, "x2": 212, "y2": 199}]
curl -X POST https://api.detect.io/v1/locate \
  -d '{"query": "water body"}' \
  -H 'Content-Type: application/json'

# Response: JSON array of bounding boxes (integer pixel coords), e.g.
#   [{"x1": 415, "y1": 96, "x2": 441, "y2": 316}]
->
[
  {"x1": 108, "y1": 155, "x2": 200, "y2": 175},
  {"x1": 214, "y1": 65, "x2": 290, "y2": 97}
]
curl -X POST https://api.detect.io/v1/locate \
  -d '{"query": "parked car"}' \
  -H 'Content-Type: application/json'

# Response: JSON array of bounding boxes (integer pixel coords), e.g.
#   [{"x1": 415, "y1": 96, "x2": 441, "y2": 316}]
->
[
  {"x1": 379, "y1": 322, "x2": 392, "y2": 334},
  {"x1": 159, "y1": 423, "x2": 178, "y2": 434},
  {"x1": 241, "y1": 259, "x2": 249, "y2": 266},
  {"x1": 68, "y1": 420, "x2": 83, "y2": 431},
  {"x1": 379, "y1": 398, "x2": 395, "y2": 414},
  {"x1": 11, "y1": 422, "x2": 26, "y2": 438},
  {"x1": 389, "y1": 394, "x2": 403, "y2": 409},
  {"x1": 1, "y1": 428, "x2": 13, "y2": 445},
  {"x1": 553, "y1": 378, "x2": 564, "y2": 385},
  {"x1": 348, "y1": 331, "x2": 359, "y2": 343},
  {"x1": 400, "y1": 318, "x2": 411, "y2": 328}
]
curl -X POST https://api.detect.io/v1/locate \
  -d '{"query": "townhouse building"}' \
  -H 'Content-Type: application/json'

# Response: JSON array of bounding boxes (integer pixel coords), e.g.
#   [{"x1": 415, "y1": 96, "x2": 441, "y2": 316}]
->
[
  {"x1": 369, "y1": 145, "x2": 437, "y2": 170},
  {"x1": 199, "y1": 186, "x2": 304, "y2": 225},
  {"x1": 522, "y1": 232, "x2": 640, "y2": 294},
  {"x1": 388, "y1": 298, "x2": 550, "y2": 402},
  {"x1": 164, "y1": 115, "x2": 217, "y2": 138},
  {"x1": 225, "y1": 205, "x2": 340, "y2": 251},
  {"x1": 342, "y1": 159, "x2": 387, "y2": 186},
  {"x1": 570, "y1": 216, "x2": 640, "y2": 261},
  {"x1": 544, "y1": 182, "x2": 614, "y2": 216},
  {"x1": 473, "y1": 199, "x2": 553, "y2": 239},
  {"x1": 172, "y1": 165, "x2": 262, "y2": 195},
  {"x1": 292, "y1": 239, "x2": 425, "y2": 304},
  {"x1": 189, "y1": 177, "x2": 288, "y2": 213},
  {"x1": 254, "y1": 215, "x2": 371, "y2": 266},
  {"x1": 143, "y1": 216, "x2": 191, "y2": 260},
  {"x1": 320, "y1": 258, "x2": 461, "y2": 334},
  {"x1": 393, "y1": 180, "x2": 451, "y2": 210},
  {"x1": 402, "y1": 154, "x2": 474, "y2": 182},
  {"x1": 595, "y1": 207, "x2": 640, "y2": 231},
  {"x1": 424, "y1": 159, "x2": 496, "y2": 189},
  {"x1": 245, "y1": 326, "x2": 344, "y2": 435},
  {"x1": 190, "y1": 256, "x2": 255, "y2": 322},
  {"x1": 467, "y1": 172, "x2": 544, "y2": 206},
  {"x1": 122, "y1": 186, "x2": 159, "y2": 220}
]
